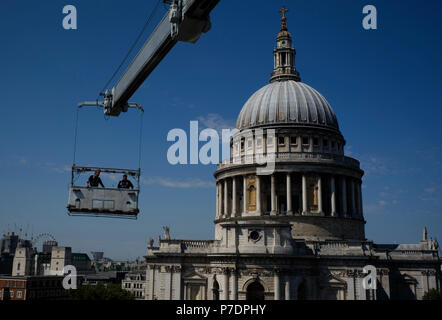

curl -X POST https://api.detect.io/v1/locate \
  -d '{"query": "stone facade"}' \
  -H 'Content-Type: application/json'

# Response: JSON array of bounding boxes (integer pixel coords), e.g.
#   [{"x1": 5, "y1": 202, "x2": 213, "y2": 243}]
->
[
  {"x1": 144, "y1": 12, "x2": 441, "y2": 300},
  {"x1": 122, "y1": 272, "x2": 146, "y2": 300}
]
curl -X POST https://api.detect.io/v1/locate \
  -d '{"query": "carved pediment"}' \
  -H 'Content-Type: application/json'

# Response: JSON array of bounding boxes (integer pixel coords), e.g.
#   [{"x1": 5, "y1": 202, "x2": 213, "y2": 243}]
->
[
  {"x1": 320, "y1": 270, "x2": 347, "y2": 287},
  {"x1": 183, "y1": 270, "x2": 206, "y2": 281}
]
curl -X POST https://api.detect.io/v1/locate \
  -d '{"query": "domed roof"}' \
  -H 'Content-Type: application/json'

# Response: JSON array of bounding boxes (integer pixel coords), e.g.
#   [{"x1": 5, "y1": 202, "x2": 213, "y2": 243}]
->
[{"x1": 236, "y1": 80, "x2": 339, "y2": 131}]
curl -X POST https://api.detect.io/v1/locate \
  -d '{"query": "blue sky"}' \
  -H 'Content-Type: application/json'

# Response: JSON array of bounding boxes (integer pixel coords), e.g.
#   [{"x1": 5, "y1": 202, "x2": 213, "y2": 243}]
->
[{"x1": 0, "y1": 0, "x2": 441, "y2": 260}]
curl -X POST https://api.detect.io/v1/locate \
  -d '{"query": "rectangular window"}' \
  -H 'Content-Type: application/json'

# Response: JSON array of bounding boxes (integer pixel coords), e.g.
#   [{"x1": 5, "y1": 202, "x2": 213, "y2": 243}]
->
[
  {"x1": 278, "y1": 137, "x2": 285, "y2": 145},
  {"x1": 323, "y1": 139, "x2": 328, "y2": 148},
  {"x1": 331, "y1": 141, "x2": 336, "y2": 149},
  {"x1": 267, "y1": 137, "x2": 274, "y2": 145},
  {"x1": 302, "y1": 137, "x2": 309, "y2": 145},
  {"x1": 313, "y1": 138, "x2": 319, "y2": 146},
  {"x1": 256, "y1": 138, "x2": 262, "y2": 147},
  {"x1": 290, "y1": 136, "x2": 297, "y2": 145},
  {"x1": 247, "y1": 139, "x2": 252, "y2": 148},
  {"x1": 17, "y1": 291, "x2": 22, "y2": 299}
]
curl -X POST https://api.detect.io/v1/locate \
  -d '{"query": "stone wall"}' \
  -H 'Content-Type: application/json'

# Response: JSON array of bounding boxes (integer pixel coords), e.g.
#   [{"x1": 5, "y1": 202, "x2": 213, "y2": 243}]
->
[{"x1": 291, "y1": 216, "x2": 365, "y2": 240}]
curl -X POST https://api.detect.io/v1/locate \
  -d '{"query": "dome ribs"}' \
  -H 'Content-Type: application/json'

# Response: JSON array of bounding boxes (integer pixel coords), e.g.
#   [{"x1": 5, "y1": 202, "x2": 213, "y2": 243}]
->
[
  {"x1": 236, "y1": 81, "x2": 340, "y2": 132},
  {"x1": 303, "y1": 84, "x2": 325, "y2": 125},
  {"x1": 287, "y1": 80, "x2": 298, "y2": 122},
  {"x1": 301, "y1": 83, "x2": 318, "y2": 124},
  {"x1": 266, "y1": 82, "x2": 279, "y2": 124}
]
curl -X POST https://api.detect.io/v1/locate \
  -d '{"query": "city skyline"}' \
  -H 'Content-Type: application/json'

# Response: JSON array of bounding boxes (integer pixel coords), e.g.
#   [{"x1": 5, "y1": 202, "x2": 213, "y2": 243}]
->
[{"x1": 1, "y1": 0, "x2": 441, "y2": 261}]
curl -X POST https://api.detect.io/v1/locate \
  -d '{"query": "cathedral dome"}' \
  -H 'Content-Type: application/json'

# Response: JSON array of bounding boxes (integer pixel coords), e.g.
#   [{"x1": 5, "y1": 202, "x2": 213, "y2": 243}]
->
[{"x1": 236, "y1": 80, "x2": 339, "y2": 131}]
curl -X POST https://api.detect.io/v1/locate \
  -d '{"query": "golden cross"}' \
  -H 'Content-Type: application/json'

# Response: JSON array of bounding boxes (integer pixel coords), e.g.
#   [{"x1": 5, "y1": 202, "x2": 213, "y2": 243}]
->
[{"x1": 279, "y1": 6, "x2": 289, "y2": 19}]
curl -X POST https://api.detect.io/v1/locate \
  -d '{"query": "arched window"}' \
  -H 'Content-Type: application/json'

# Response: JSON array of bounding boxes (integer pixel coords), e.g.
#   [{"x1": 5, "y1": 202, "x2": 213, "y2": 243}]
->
[
  {"x1": 212, "y1": 279, "x2": 219, "y2": 300},
  {"x1": 298, "y1": 280, "x2": 308, "y2": 300},
  {"x1": 246, "y1": 281, "x2": 265, "y2": 300}
]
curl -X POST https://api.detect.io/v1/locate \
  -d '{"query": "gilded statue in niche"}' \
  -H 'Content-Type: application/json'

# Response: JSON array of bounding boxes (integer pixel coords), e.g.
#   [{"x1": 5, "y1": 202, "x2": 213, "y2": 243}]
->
[
  {"x1": 307, "y1": 176, "x2": 319, "y2": 211},
  {"x1": 247, "y1": 177, "x2": 256, "y2": 211}
]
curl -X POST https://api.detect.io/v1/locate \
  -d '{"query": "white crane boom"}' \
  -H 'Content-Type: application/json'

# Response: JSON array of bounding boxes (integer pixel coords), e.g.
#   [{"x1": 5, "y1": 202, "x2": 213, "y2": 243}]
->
[{"x1": 78, "y1": 0, "x2": 220, "y2": 116}]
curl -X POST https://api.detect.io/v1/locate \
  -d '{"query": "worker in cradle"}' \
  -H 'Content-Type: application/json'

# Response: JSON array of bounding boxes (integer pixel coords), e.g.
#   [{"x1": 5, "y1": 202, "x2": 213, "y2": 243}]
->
[
  {"x1": 86, "y1": 170, "x2": 104, "y2": 188},
  {"x1": 118, "y1": 175, "x2": 134, "y2": 189}
]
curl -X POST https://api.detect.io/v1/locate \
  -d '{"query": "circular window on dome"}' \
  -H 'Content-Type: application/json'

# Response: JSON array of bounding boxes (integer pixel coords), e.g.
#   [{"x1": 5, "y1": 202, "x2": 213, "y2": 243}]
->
[{"x1": 249, "y1": 230, "x2": 262, "y2": 243}]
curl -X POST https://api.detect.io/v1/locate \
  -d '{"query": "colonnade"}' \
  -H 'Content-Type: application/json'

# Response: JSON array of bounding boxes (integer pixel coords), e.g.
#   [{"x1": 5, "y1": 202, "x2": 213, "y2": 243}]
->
[{"x1": 216, "y1": 173, "x2": 363, "y2": 219}]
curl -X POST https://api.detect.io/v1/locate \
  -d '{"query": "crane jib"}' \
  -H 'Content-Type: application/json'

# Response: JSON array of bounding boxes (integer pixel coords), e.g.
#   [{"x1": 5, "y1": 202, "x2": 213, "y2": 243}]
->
[{"x1": 109, "y1": 0, "x2": 220, "y2": 116}]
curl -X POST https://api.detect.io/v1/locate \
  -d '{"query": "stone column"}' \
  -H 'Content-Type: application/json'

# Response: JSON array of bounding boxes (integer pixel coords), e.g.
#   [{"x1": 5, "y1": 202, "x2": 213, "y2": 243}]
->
[
  {"x1": 302, "y1": 174, "x2": 308, "y2": 215},
  {"x1": 274, "y1": 271, "x2": 280, "y2": 300},
  {"x1": 379, "y1": 270, "x2": 390, "y2": 299},
  {"x1": 243, "y1": 176, "x2": 247, "y2": 215},
  {"x1": 149, "y1": 266, "x2": 155, "y2": 300},
  {"x1": 330, "y1": 176, "x2": 337, "y2": 217},
  {"x1": 286, "y1": 173, "x2": 292, "y2": 214},
  {"x1": 318, "y1": 175, "x2": 323, "y2": 214},
  {"x1": 174, "y1": 266, "x2": 182, "y2": 300},
  {"x1": 222, "y1": 271, "x2": 229, "y2": 300},
  {"x1": 232, "y1": 177, "x2": 237, "y2": 216},
  {"x1": 220, "y1": 180, "x2": 224, "y2": 216},
  {"x1": 216, "y1": 182, "x2": 220, "y2": 218},
  {"x1": 224, "y1": 179, "x2": 228, "y2": 217},
  {"x1": 358, "y1": 181, "x2": 363, "y2": 219},
  {"x1": 341, "y1": 177, "x2": 347, "y2": 217},
  {"x1": 165, "y1": 267, "x2": 172, "y2": 300},
  {"x1": 231, "y1": 270, "x2": 237, "y2": 300},
  {"x1": 271, "y1": 175, "x2": 276, "y2": 215},
  {"x1": 350, "y1": 179, "x2": 356, "y2": 218},
  {"x1": 346, "y1": 275, "x2": 355, "y2": 300},
  {"x1": 285, "y1": 277, "x2": 291, "y2": 300},
  {"x1": 256, "y1": 175, "x2": 261, "y2": 215}
]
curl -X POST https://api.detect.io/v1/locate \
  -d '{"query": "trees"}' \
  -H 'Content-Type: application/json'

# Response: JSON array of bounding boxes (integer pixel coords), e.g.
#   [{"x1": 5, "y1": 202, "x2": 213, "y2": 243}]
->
[
  {"x1": 69, "y1": 283, "x2": 135, "y2": 300},
  {"x1": 422, "y1": 289, "x2": 442, "y2": 300}
]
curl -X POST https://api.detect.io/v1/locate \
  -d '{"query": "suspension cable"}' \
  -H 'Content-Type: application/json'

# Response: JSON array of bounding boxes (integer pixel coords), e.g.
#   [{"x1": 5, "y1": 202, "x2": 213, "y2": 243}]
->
[
  {"x1": 98, "y1": 0, "x2": 163, "y2": 99},
  {"x1": 138, "y1": 109, "x2": 145, "y2": 172},
  {"x1": 73, "y1": 107, "x2": 80, "y2": 165}
]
